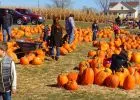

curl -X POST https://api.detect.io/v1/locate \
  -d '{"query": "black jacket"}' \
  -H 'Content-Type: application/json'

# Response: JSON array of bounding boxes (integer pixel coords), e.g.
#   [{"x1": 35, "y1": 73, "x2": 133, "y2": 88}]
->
[
  {"x1": 50, "y1": 24, "x2": 63, "y2": 47},
  {"x1": 92, "y1": 23, "x2": 99, "y2": 31},
  {"x1": 1, "y1": 13, "x2": 13, "y2": 28},
  {"x1": 110, "y1": 50, "x2": 128, "y2": 71}
]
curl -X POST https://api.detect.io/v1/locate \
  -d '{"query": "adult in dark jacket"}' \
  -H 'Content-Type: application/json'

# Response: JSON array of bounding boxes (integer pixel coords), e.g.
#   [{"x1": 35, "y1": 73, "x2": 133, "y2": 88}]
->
[
  {"x1": 0, "y1": 10, "x2": 13, "y2": 42},
  {"x1": 92, "y1": 20, "x2": 99, "y2": 41},
  {"x1": 110, "y1": 45, "x2": 128, "y2": 72},
  {"x1": 50, "y1": 17, "x2": 63, "y2": 61}
]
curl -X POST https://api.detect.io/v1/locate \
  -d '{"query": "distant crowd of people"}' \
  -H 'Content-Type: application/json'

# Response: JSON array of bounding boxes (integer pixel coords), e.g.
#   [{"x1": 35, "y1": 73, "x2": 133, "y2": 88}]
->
[{"x1": 115, "y1": 16, "x2": 140, "y2": 29}]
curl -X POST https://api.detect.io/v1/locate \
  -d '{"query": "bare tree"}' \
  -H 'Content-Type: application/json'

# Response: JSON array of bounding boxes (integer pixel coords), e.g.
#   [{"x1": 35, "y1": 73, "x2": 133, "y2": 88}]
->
[
  {"x1": 50, "y1": 0, "x2": 72, "y2": 9},
  {"x1": 97, "y1": 0, "x2": 112, "y2": 14}
]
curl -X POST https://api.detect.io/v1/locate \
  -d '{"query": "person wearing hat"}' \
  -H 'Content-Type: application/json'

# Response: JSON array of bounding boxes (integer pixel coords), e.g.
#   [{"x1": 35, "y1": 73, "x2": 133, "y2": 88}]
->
[
  {"x1": 0, "y1": 10, "x2": 13, "y2": 42},
  {"x1": 0, "y1": 43, "x2": 17, "y2": 100}
]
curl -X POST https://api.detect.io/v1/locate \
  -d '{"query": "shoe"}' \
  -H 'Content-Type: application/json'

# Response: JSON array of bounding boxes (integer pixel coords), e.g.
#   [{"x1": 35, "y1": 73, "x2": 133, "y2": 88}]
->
[
  {"x1": 55, "y1": 56, "x2": 59, "y2": 61},
  {"x1": 51, "y1": 56, "x2": 55, "y2": 60}
]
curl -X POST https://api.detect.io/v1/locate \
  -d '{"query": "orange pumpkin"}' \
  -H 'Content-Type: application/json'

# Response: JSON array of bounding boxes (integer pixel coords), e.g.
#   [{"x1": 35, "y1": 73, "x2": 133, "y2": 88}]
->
[
  {"x1": 105, "y1": 73, "x2": 119, "y2": 88},
  {"x1": 81, "y1": 68, "x2": 94, "y2": 85},
  {"x1": 116, "y1": 72, "x2": 125, "y2": 87},
  {"x1": 88, "y1": 50, "x2": 96, "y2": 57},
  {"x1": 134, "y1": 71, "x2": 140, "y2": 85},
  {"x1": 20, "y1": 57, "x2": 29, "y2": 65},
  {"x1": 94, "y1": 68, "x2": 112, "y2": 85},
  {"x1": 67, "y1": 72, "x2": 78, "y2": 81},
  {"x1": 79, "y1": 61, "x2": 90, "y2": 73},
  {"x1": 65, "y1": 81, "x2": 78, "y2": 90},
  {"x1": 123, "y1": 74, "x2": 136, "y2": 90},
  {"x1": 26, "y1": 53, "x2": 36, "y2": 62},
  {"x1": 57, "y1": 74, "x2": 68, "y2": 87},
  {"x1": 32, "y1": 57, "x2": 43, "y2": 65},
  {"x1": 131, "y1": 52, "x2": 140, "y2": 63},
  {"x1": 60, "y1": 47, "x2": 68, "y2": 55}
]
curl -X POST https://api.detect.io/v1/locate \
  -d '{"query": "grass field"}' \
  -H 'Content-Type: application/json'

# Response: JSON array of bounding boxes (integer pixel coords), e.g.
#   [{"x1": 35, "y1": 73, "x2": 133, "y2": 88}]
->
[
  {"x1": 11, "y1": 21, "x2": 140, "y2": 100},
  {"x1": 13, "y1": 42, "x2": 140, "y2": 100}
]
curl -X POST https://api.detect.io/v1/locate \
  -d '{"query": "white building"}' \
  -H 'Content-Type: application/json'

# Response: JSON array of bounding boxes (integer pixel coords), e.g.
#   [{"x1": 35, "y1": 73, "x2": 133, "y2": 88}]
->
[{"x1": 109, "y1": 1, "x2": 140, "y2": 18}]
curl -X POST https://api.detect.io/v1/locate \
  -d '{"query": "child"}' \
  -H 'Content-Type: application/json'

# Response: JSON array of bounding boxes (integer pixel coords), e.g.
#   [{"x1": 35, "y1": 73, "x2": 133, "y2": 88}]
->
[
  {"x1": 0, "y1": 43, "x2": 17, "y2": 100},
  {"x1": 92, "y1": 20, "x2": 99, "y2": 41},
  {"x1": 113, "y1": 23, "x2": 120, "y2": 38}
]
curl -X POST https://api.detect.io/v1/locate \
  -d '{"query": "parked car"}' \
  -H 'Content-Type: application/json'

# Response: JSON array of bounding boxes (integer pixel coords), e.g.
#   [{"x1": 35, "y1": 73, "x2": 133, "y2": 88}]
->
[
  {"x1": 0, "y1": 8, "x2": 31, "y2": 25},
  {"x1": 15, "y1": 8, "x2": 45, "y2": 25}
]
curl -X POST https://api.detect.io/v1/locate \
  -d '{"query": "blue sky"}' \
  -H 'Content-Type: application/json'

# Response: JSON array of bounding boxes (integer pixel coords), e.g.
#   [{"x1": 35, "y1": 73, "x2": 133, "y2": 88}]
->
[{"x1": 0, "y1": 0, "x2": 99, "y2": 9}]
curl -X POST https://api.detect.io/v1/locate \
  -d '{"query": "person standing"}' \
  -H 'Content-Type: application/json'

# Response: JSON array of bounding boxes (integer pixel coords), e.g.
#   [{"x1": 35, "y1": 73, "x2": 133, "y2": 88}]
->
[
  {"x1": 92, "y1": 20, "x2": 99, "y2": 41},
  {"x1": 66, "y1": 14, "x2": 75, "y2": 44},
  {"x1": 50, "y1": 17, "x2": 63, "y2": 61},
  {"x1": 0, "y1": 10, "x2": 13, "y2": 42},
  {"x1": 113, "y1": 23, "x2": 120, "y2": 38},
  {"x1": 0, "y1": 43, "x2": 17, "y2": 100}
]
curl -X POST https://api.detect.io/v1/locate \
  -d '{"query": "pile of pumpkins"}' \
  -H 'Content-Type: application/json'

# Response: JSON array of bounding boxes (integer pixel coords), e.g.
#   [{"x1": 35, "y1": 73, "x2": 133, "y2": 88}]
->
[
  {"x1": 5, "y1": 26, "x2": 93, "y2": 65},
  {"x1": 11, "y1": 25, "x2": 44, "y2": 39},
  {"x1": 57, "y1": 50, "x2": 140, "y2": 91},
  {"x1": 57, "y1": 28, "x2": 140, "y2": 91},
  {"x1": 20, "y1": 49, "x2": 45, "y2": 65},
  {"x1": 97, "y1": 27, "x2": 129, "y2": 39},
  {"x1": 60, "y1": 28, "x2": 93, "y2": 55}
]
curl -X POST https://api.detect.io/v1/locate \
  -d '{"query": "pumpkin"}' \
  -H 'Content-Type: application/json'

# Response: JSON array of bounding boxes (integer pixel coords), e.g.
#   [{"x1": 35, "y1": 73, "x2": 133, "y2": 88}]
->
[
  {"x1": 128, "y1": 66, "x2": 136, "y2": 75},
  {"x1": 131, "y1": 52, "x2": 140, "y2": 63},
  {"x1": 57, "y1": 74, "x2": 68, "y2": 87},
  {"x1": 123, "y1": 74, "x2": 136, "y2": 90},
  {"x1": 65, "y1": 81, "x2": 78, "y2": 90},
  {"x1": 20, "y1": 57, "x2": 29, "y2": 65},
  {"x1": 90, "y1": 57, "x2": 102, "y2": 69},
  {"x1": 37, "y1": 55, "x2": 45, "y2": 61},
  {"x1": 81, "y1": 68, "x2": 94, "y2": 85},
  {"x1": 79, "y1": 61, "x2": 90, "y2": 73},
  {"x1": 70, "y1": 44, "x2": 76, "y2": 50},
  {"x1": 63, "y1": 43, "x2": 71, "y2": 51},
  {"x1": 67, "y1": 72, "x2": 78, "y2": 81},
  {"x1": 105, "y1": 73, "x2": 119, "y2": 88},
  {"x1": 88, "y1": 50, "x2": 96, "y2": 57},
  {"x1": 94, "y1": 68, "x2": 112, "y2": 85},
  {"x1": 134, "y1": 71, "x2": 140, "y2": 85},
  {"x1": 60, "y1": 47, "x2": 68, "y2": 55},
  {"x1": 26, "y1": 53, "x2": 36, "y2": 62},
  {"x1": 93, "y1": 66, "x2": 105, "y2": 80},
  {"x1": 116, "y1": 72, "x2": 125, "y2": 87},
  {"x1": 32, "y1": 57, "x2": 43, "y2": 65},
  {"x1": 35, "y1": 49, "x2": 45, "y2": 56}
]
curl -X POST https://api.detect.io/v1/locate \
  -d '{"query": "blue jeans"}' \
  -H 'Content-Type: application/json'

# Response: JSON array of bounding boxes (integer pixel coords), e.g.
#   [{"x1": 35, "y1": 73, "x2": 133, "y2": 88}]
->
[
  {"x1": 50, "y1": 46, "x2": 60, "y2": 57},
  {"x1": 92, "y1": 30, "x2": 97, "y2": 41},
  {"x1": 2, "y1": 27, "x2": 11, "y2": 42},
  {"x1": 0, "y1": 91, "x2": 11, "y2": 100},
  {"x1": 67, "y1": 29, "x2": 74, "y2": 44}
]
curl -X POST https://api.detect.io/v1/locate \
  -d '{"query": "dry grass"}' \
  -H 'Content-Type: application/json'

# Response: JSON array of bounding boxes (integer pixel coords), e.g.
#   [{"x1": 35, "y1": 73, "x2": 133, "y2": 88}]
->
[{"x1": 13, "y1": 42, "x2": 140, "y2": 100}]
